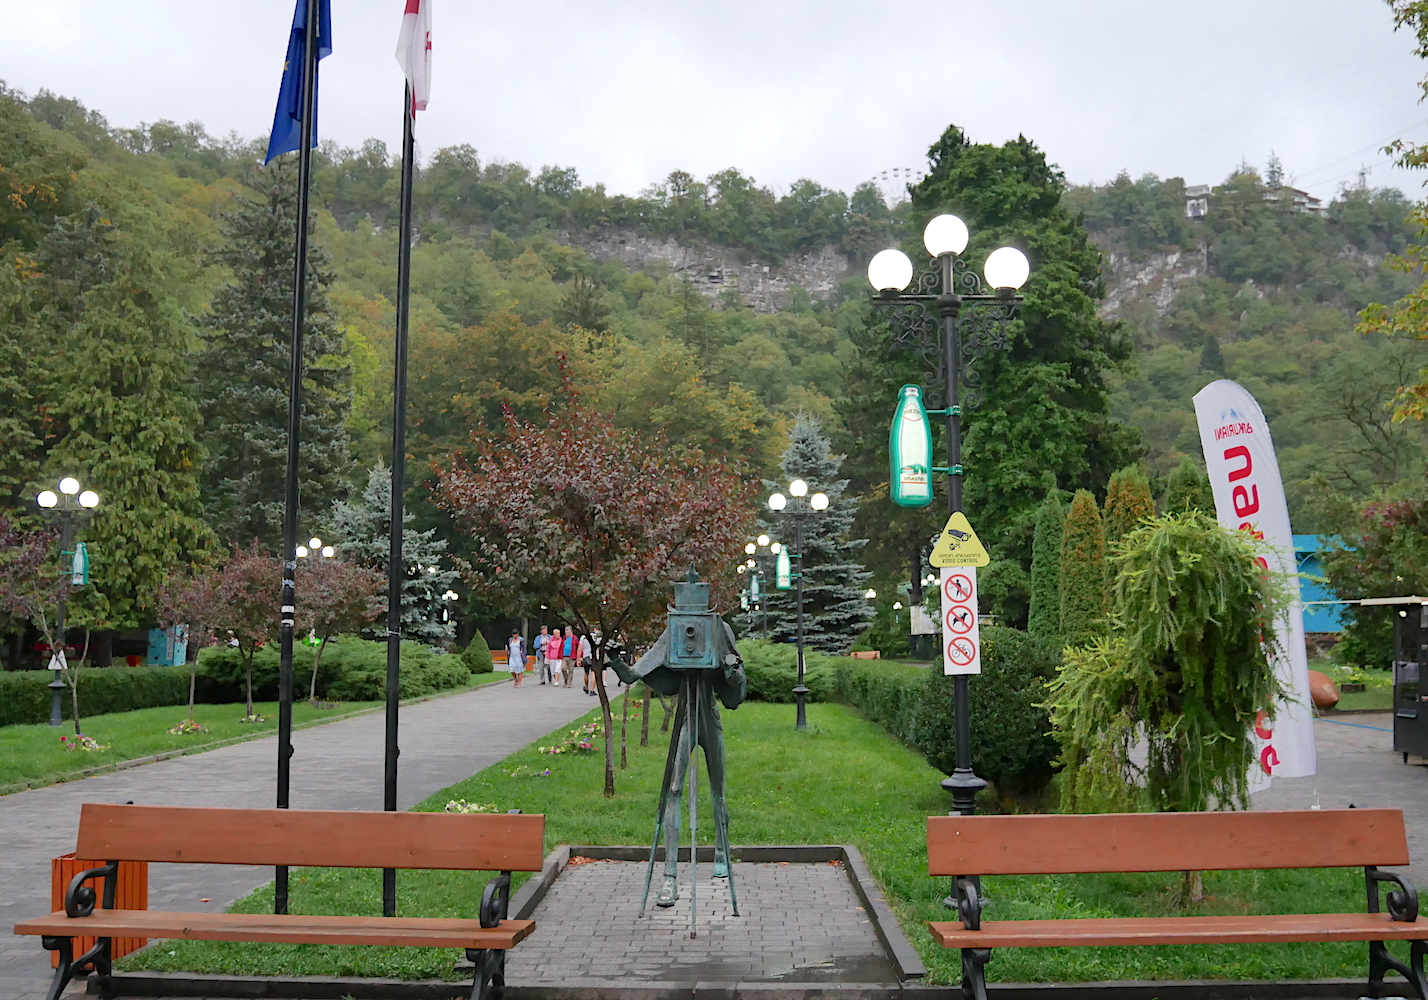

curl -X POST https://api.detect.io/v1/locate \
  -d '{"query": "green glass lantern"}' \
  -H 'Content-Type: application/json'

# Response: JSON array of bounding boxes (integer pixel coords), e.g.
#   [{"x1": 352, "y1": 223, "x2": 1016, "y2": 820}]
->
[
  {"x1": 776, "y1": 549, "x2": 792, "y2": 590},
  {"x1": 889, "y1": 384, "x2": 933, "y2": 508}
]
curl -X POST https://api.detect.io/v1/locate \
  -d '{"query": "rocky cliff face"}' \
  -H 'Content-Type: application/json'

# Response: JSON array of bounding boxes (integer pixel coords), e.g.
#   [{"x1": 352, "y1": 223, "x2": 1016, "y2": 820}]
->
[
  {"x1": 568, "y1": 230, "x2": 854, "y2": 313},
  {"x1": 1099, "y1": 249, "x2": 1209, "y2": 323}
]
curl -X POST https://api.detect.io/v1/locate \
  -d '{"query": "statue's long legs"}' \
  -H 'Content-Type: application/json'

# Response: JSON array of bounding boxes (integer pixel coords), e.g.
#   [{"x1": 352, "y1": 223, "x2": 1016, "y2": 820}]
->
[
  {"x1": 641, "y1": 691, "x2": 687, "y2": 916},
  {"x1": 700, "y1": 697, "x2": 738, "y2": 916}
]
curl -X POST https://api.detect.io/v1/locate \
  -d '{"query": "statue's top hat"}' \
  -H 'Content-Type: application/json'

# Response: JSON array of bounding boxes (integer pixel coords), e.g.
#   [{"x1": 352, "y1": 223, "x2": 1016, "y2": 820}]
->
[{"x1": 673, "y1": 566, "x2": 710, "y2": 612}]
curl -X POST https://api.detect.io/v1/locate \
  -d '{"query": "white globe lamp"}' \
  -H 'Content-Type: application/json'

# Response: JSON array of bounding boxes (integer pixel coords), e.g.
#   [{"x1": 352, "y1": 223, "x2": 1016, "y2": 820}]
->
[
  {"x1": 984, "y1": 246, "x2": 1030, "y2": 290},
  {"x1": 867, "y1": 248, "x2": 914, "y2": 292},
  {"x1": 923, "y1": 214, "x2": 969, "y2": 257}
]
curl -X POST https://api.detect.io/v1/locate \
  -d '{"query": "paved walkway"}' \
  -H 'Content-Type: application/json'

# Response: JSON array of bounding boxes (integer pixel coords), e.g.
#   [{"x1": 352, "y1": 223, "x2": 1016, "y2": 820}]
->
[
  {"x1": 0, "y1": 676, "x2": 609, "y2": 1000},
  {"x1": 506, "y1": 859, "x2": 896, "y2": 987}
]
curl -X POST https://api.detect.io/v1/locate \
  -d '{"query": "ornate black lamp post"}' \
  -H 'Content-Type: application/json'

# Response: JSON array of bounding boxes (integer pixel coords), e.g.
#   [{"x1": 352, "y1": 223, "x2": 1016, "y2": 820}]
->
[
  {"x1": 767, "y1": 481, "x2": 828, "y2": 729},
  {"x1": 868, "y1": 215, "x2": 1029, "y2": 816},
  {"x1": 35, "y1": 478, "x2": 99, "y2": 726}
]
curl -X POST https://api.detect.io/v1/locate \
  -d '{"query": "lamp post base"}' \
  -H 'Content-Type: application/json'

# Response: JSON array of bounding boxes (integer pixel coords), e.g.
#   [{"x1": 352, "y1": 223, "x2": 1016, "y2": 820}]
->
[
  {"x1": 48, "y1": 672, "x2": 65, "y2": 727},
  {"x1": 941, "y1": 769, "x2": 988, "y2": 816},
  {"x1": 792, "y1": 684, "x2": 809, "y2": 730}
]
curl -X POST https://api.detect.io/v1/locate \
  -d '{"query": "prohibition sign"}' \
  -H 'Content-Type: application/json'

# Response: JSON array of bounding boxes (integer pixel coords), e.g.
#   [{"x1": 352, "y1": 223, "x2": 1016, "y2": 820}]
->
[
  {"x1": 946, "y1": 635, "x2": 977, "y2": 667},
  {"x1": 945, "y1": 604, "x2": 976, "y2": 635},
  {"x1": 943, "y1": 573, "x2": 974, "y2": 604}
]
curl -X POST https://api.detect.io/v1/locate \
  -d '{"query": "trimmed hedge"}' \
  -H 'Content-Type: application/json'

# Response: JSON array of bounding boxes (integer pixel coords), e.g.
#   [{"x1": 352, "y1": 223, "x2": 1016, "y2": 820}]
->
[
  {"x1": 833, "y1": 626, "x2": 1061, "y2": 796},
  {"x1": 737, "y1": 639, "x2": 837, "y2": 702},
  {"x1": 462, "y1": 631, "x2": 495, "y2": 674},
  {"x1": 0, "y1": 637, "x2": 473, "y2": 727},
  {"x1": 0, "y1": 665, "x2": 193, "y2": 726}
]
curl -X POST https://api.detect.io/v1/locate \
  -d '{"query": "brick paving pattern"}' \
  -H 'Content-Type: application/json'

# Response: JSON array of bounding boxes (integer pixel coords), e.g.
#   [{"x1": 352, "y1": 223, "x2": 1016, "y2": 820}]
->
[
  {"x1": 0, "y1": 677, "x2": 608, "y2": 1000},
  {"x1": 505, "y1": 859, "x2": 897, "y2": 985}
]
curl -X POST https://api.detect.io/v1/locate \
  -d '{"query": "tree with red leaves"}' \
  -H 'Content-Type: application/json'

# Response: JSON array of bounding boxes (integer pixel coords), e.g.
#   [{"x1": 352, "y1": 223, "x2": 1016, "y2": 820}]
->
[
  {"x1": 435, "y1": 383, "x2": 754, "y2": 797},
  {"x1": 295, "y1": 556, "x2": 383, "y2": 702},
  {"x1": 0, "y1": 514, "x2": 83, "y2": 726},
  {"x1": 157, "y1": 564, "x2": 223, "y2": 721}
]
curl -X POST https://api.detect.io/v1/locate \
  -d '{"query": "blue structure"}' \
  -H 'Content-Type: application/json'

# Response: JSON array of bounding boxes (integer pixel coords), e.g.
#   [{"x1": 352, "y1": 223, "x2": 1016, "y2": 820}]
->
[{"x1": 1293, "y1": 535, "x2": 1345, "y2": 634}]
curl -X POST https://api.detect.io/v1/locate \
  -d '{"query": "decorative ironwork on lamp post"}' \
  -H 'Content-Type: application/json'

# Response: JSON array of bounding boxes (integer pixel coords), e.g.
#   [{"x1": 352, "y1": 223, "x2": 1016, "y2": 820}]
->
[
  {"x1": 35, "y1": 478, "x2": 99, "y2": 727},
  {"x1": 767, "y1": 481, "x2": 828, "y2": 729},
  {"x1": 868, "y1": 215, "x2": 1029, "y2": 817}
]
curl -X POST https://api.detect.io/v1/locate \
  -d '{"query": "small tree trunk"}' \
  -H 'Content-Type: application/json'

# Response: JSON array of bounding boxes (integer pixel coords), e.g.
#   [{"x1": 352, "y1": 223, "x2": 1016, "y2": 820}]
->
[
  {"x1": 1181, "y1": 871, "x2": 1204, "y2": 905},
  {"x1": 188, "y1": 668, "x2": 197, "y2": 721},
  {"x1": 309, "y1": 635, "x2": 328, "y2": 703},
  {"x1": 640, "y1": 682, "x2": 650, "y2": 747},
  {"x1": 243, "y1": 652, "x2": 255, "y2": 719},
  {"x1": 69, "y1": 631, "x2": 90, "y2": 736},
  {"x1": 619, "y1": 687, "x2": 630, "y2": 769},
  {"x1": 595, "y1": 667, "x2": 617, "y2": 797}
]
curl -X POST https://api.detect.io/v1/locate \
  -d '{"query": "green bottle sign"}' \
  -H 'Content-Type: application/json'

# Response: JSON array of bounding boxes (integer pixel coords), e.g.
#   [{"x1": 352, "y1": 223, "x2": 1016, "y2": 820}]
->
[
  {"x1": 889, "y1": 384, "x2": 934, "y2": 508},
  {"x1": 776, "y1": 549, "x2": 792, "y2": 590},
  {"x1": 71, "y1": 542, "x2": 90, "y2": 586},
  {"x1": 750, "y1": 574, "x2": 760, "y2": 600}
]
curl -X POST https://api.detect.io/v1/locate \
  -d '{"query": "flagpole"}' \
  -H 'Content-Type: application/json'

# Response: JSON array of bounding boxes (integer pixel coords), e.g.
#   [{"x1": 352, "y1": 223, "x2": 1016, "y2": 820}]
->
[
  {"x1": 275, "y1": 0, "x2": 320, "y2": 918},
  {"x1": 383, "y1": 82, "x2": 416, "y2": 920}
]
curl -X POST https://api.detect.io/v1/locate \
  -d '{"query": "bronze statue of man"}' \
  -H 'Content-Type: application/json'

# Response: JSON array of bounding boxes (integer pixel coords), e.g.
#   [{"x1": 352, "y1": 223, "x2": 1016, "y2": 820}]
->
[{"x1": 613, "y1": 569, "x2": 746, "y2": 934}]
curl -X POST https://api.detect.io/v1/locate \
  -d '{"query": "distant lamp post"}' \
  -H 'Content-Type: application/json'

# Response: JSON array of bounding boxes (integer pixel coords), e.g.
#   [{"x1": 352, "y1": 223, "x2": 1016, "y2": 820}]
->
[
  {"x1": 766, "y1": 481, "x2": 830, "y2": 729},
  {"x1": 869, "y1": 213, "x2": 1029, "y2": 819},
  {"x1": 35, "y1": 478, "x2": 99, "y2": 727},
  {"x1": 741, "y1": 536, "x2": 778, "y2": 639},
  {"x1": 441, "y1": 589, "x2": 459, "y2": 624},
  {"x1": 296, "y1": 536, "x2": 335, "y2": 559},
  {"x1": 865, "y1": 589, "x2": 877, "y2": 600}
]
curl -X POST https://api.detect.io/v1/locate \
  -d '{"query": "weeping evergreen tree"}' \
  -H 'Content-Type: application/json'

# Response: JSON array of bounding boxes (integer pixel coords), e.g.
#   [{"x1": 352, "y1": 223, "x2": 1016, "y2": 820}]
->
[
  {"x1": 1027, "y1": 495, "x2": 1064, "y2": 642},
  {"x1": 196, "y1": 160, "x2": 352, "y2": 546},
  {"x1": 748, "y1": 415, "x2": 873, "y2": 652},
  {"x1": 1103, "y1": 465, "x2": 1155, "y2": 543},
  {"x1": 1047, "y1": 512, "x2": 1285, "y2": 814},
  {"x1": 1164, "y1": 457, "x2": 1214, "y2": 514},
  {"x1": 1059, "y1": 490, "x2": 1109, "y2": 647},
  {"x1": 326, "y1": 462, "x2": 458, "y2": 644}
]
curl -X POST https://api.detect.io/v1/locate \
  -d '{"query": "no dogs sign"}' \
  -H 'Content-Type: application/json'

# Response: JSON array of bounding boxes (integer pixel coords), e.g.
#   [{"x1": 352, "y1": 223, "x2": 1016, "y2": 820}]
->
[{"x1": 941, "y1": 567, "x2": 981, "y2": 676}]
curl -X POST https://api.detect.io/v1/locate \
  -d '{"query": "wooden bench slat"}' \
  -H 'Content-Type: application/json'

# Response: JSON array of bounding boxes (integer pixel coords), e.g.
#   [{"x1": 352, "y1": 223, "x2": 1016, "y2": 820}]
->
[
  {"x1": 930, "y1": 912, "x2": 1428, "y2": 949},
  {"x1": 14, "y1": 911, "x2": 535, "y2": 950},
  {"x1": 928, "y1": 809, "x2": 1409, "y2": 876},
  {"x1": 75, "y1": 804, "x2": 546, "y2": 872}
]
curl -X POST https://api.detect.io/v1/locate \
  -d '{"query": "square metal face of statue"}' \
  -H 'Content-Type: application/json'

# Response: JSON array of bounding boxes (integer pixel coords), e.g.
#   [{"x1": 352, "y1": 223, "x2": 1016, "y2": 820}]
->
[{"x1": 667, "y1": 613, "x2": 719, "y2": 668}]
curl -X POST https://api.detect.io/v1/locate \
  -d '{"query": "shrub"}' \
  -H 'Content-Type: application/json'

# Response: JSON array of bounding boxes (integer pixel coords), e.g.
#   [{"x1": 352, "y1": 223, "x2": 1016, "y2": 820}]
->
[
  {"x1": 0, "y1": 665, "x2": 193, "y2": 726},
  {"x1": 834, "y1": 626, "x2": 1061, "y2": 797},
  {"x1": 1060, "y1": 490, "x2": 1109, "y2": 648},
  {"x1": 199, "y1": 636, "x2": 469, "y2": 703},
  {"x1": 462, "y1": 631, "x2": 495, "y2": 673},
  {"x1": 737, "y1": 639, "x2": 837, "y2": 702}
]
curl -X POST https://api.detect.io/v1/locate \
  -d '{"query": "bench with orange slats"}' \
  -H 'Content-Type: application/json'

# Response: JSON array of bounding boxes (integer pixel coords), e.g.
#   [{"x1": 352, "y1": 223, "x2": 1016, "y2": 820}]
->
[
  {"x1": 927, "y1": 809, "x2": 1428, "y2": 1000},
  {"x1": 14, "y1": 803, "x2": 545, "y2": 1000}
]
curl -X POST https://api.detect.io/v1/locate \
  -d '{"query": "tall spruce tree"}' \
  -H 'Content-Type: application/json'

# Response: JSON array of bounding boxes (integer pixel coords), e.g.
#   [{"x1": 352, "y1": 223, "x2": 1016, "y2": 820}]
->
[
  {"x1": 1164, "y1": 457, "x2": 1214, "y2": 514},
  {"x1": 326, "y1": 461, "x2": 457, "y2": 644},
  {"x1": 1103, "y1": 465, "x2": 1155, "y2": 543},
  {"x1": 1059, "y1": 489, "x2": 1109, "y2": 648},
  {"x1": 1027, "y1": 495, "x2": 1065, "y2": 641},
  {"x1": 748, "y1": 415, "x2": 873, "y2": 652},
  {"x1": 196, "y1": 160, "x2": 353, "y2": 546}
]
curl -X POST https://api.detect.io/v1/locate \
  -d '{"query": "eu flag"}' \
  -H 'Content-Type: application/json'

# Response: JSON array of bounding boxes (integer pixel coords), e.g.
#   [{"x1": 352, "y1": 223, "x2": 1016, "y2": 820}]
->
[{"x1": 265, "y1": 0, "x2": 333, "y2": 164}]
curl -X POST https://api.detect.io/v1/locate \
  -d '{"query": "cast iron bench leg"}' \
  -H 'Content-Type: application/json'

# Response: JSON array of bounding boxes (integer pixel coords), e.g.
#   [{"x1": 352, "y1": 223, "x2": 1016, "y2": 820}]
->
[
  {"x1": 40, "y1": 937, "x2": 74, "y2": 1000},
  {"x1": 1369, "y1": 938, "x2": 1428, "y2": 999},
  {"x1": 960, "y1": 947, "x2": 990, "y2": 1000},
  {"x1": 466, "y1": 948, "x2": 504, "y2": 1000}
]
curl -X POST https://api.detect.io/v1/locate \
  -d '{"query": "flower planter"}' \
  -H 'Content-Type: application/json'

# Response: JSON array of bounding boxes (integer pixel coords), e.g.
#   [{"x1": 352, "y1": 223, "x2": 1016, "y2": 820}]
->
[{"x1": 50, "y1": 854, "x2": 148, "y2": 967}]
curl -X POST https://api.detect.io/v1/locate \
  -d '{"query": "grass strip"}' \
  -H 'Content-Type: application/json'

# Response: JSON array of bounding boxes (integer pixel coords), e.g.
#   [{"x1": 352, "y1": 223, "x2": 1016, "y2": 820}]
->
[{"x1": 121, "y1": 697, "x2": 1386, "y2": 985}]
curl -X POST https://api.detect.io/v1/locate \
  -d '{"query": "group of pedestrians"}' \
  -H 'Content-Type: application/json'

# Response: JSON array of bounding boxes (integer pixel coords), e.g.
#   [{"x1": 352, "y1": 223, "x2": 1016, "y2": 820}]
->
[{"x1": 504, "y1": 624, "x2": 603, "y2": 696}]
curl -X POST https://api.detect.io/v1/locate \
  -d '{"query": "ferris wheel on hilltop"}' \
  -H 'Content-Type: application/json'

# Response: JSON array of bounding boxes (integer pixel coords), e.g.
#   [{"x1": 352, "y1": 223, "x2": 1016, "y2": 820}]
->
[{"x1": 867, "y1": 166, "x2": 926, "y2": 206}]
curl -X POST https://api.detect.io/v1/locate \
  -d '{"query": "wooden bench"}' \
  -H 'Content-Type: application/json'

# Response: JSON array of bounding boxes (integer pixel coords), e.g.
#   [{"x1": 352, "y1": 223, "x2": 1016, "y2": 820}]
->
[
  {"x1": 928, "y1": 809, "x2": 1428, "y2": 1000},
  {"x1": 14, "y1": 803, "x2": 544, "y2": 1000}
]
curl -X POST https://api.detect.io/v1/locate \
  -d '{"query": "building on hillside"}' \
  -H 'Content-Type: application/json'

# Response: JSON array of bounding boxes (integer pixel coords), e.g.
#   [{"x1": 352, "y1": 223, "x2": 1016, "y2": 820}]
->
[
  {"x1": 1264, "y1": 187, "x2": 1324, "y2": 214},
  {"x1": 1294, "y1": 534, "x2": 1345, "y2": 638},
  {"x1": 1185, "y1": 184, "x2": 1210, "y2": 220}
]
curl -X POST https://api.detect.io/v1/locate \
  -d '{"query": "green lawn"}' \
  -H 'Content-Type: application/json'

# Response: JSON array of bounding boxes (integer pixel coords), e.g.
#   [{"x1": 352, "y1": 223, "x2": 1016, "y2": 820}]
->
[
  {"x1": 1, "y1": 673, "x2": 506, "y2": 793},
  {"x1": 121, "y1": 697, "x2": 1392, "y2": 985}
]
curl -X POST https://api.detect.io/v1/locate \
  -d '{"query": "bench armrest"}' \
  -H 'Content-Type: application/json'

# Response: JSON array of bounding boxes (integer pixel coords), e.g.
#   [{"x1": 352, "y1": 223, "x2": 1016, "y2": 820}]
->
[
  {"x1": 1367, "y1": 866, "x2": 1420, "y2": 923},
  {"x1": 480, "y1": 874, "x2": 512, "y2": 929},
  {"x1": 65, "y1": 861, "x2": 118, "y2": 918},
  {"x1": 955, "y1": 877, "x2": 983, "y2": 931}
]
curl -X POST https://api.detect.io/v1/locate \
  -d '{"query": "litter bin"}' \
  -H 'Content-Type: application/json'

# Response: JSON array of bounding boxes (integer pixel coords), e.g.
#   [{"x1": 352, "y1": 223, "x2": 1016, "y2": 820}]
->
[{"x1": 50, "y1": 854, "x2": 148, "y2": 967}]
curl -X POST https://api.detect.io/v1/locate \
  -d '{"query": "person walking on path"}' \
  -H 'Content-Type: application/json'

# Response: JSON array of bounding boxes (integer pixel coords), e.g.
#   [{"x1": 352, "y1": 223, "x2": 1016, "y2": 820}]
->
[
  {"x1": 506, "y1": 630, "x2": 526, "y2": 687},
  {"x1": 581, "y1": 632, "x2": 597, "y2": 696},
  {"x1": 534, "y1": 625, "x2": 551, "y2": 685},
  {"x1": 547, "y1": 628, "x2": 565, "y2": 688},
  {"x1": 561, "y1": 629, "x2": 578, "y2": 688}
]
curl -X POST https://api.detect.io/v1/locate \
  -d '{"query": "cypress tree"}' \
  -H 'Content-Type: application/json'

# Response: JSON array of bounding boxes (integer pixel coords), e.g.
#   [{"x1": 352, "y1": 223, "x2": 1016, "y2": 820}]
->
[
  {"x1": 1027, "y1": 495, "x2": 1064, "y2": 641},
  {"x1": 1059, "y1": 490, "x2": 1109, "y2": 648},
  {"x1": 749, "y1": 415, "x2": 873, "y2": 653},
  {"x1": 196, "y1": 161, "x2": 353, "y2": 547},
  {"x1": 326, "y1": 462, "x2": 458, "y2": 644},
  {"x1": 1164, "y1": 457, "x2": 1214, "y2": 514},
  {"x1": 1104, "y1": 465, "x2": 1155, "y2": 543}
]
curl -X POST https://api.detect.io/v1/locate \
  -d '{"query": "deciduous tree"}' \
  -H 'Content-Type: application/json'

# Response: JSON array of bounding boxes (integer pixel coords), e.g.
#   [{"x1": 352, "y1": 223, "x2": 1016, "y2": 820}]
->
[{"x1": 295, "y1": 556, "x2": 383, "y2": 702}]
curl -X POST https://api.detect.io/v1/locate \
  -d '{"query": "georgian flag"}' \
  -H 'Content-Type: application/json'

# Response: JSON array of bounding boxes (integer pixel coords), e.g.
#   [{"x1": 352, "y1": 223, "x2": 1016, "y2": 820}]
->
[{"x1": 396, "y1": 0, "x2": 432, "y2": 113}]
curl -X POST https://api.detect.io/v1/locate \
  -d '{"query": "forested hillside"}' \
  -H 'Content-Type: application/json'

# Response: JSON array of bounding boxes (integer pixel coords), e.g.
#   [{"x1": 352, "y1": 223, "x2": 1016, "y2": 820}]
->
[{"x1": 2, "y1": 80, "x2": 1425, "y2": 642}]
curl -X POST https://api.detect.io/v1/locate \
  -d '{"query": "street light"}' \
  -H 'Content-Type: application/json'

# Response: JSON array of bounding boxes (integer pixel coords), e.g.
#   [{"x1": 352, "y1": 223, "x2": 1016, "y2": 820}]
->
[
  {"x1": 766, "y1": 482, "x2": 830, "y2": 729},
  {"x1": 865, "y1": 589, "x2": 877, "y2": 600},
  {"x1": 34, "y1": 478, "x2": 99, "y2": 727},
  {"x1": 869, "y1": 213, "x2": 1029, "y2": 821},
  {"x1": 296, "y1": 537, "x2": 334, "y2": 559}
]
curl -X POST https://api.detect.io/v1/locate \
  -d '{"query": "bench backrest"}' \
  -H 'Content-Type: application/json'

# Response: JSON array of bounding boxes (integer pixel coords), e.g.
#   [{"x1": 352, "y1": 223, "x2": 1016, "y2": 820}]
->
[
  {"x1": 76, "y1": 804, "x2": 546, "y2": 872},
  {"x1": 928, "y1": 809, "x2": 1408, "y2": 876}
]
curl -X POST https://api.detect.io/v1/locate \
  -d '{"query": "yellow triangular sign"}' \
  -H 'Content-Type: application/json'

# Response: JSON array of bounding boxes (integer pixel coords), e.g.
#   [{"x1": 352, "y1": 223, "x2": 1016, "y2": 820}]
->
[{"x1": 929, "y1": 512, "x2": 990, "y2": 568}]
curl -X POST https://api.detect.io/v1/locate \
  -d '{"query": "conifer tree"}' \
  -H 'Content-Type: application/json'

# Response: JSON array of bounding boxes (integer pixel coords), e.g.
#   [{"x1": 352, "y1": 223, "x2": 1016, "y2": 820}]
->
[
  {"x1": 1027, "y1": 495, "x2": 1064, "y2": 641},
  {"x1": 1103, "y1": 465, "x2": 1155, "y2": 543},
  {"x1": 196, "y1": 160, "x2": 353, "y2": 547},
  {"x1": 1164, "y1": 457, "x2": 1214, "y2": 514},
  {"x1": 325, "y1": 461, "x2": 457, "y2": 645},
  {"x1": 1059, "y1": 490, "x2": 1109, "y2": 648},
  {"x1": 749, "y1": 415, "x2": 873, "y2": 652}
]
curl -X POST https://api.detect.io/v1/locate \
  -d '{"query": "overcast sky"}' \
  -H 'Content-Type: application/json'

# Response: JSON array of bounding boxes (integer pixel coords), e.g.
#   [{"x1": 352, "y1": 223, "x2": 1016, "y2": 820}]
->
[{"x1": 3, "y1": 1, "x2": 1427, "y2": 203}]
